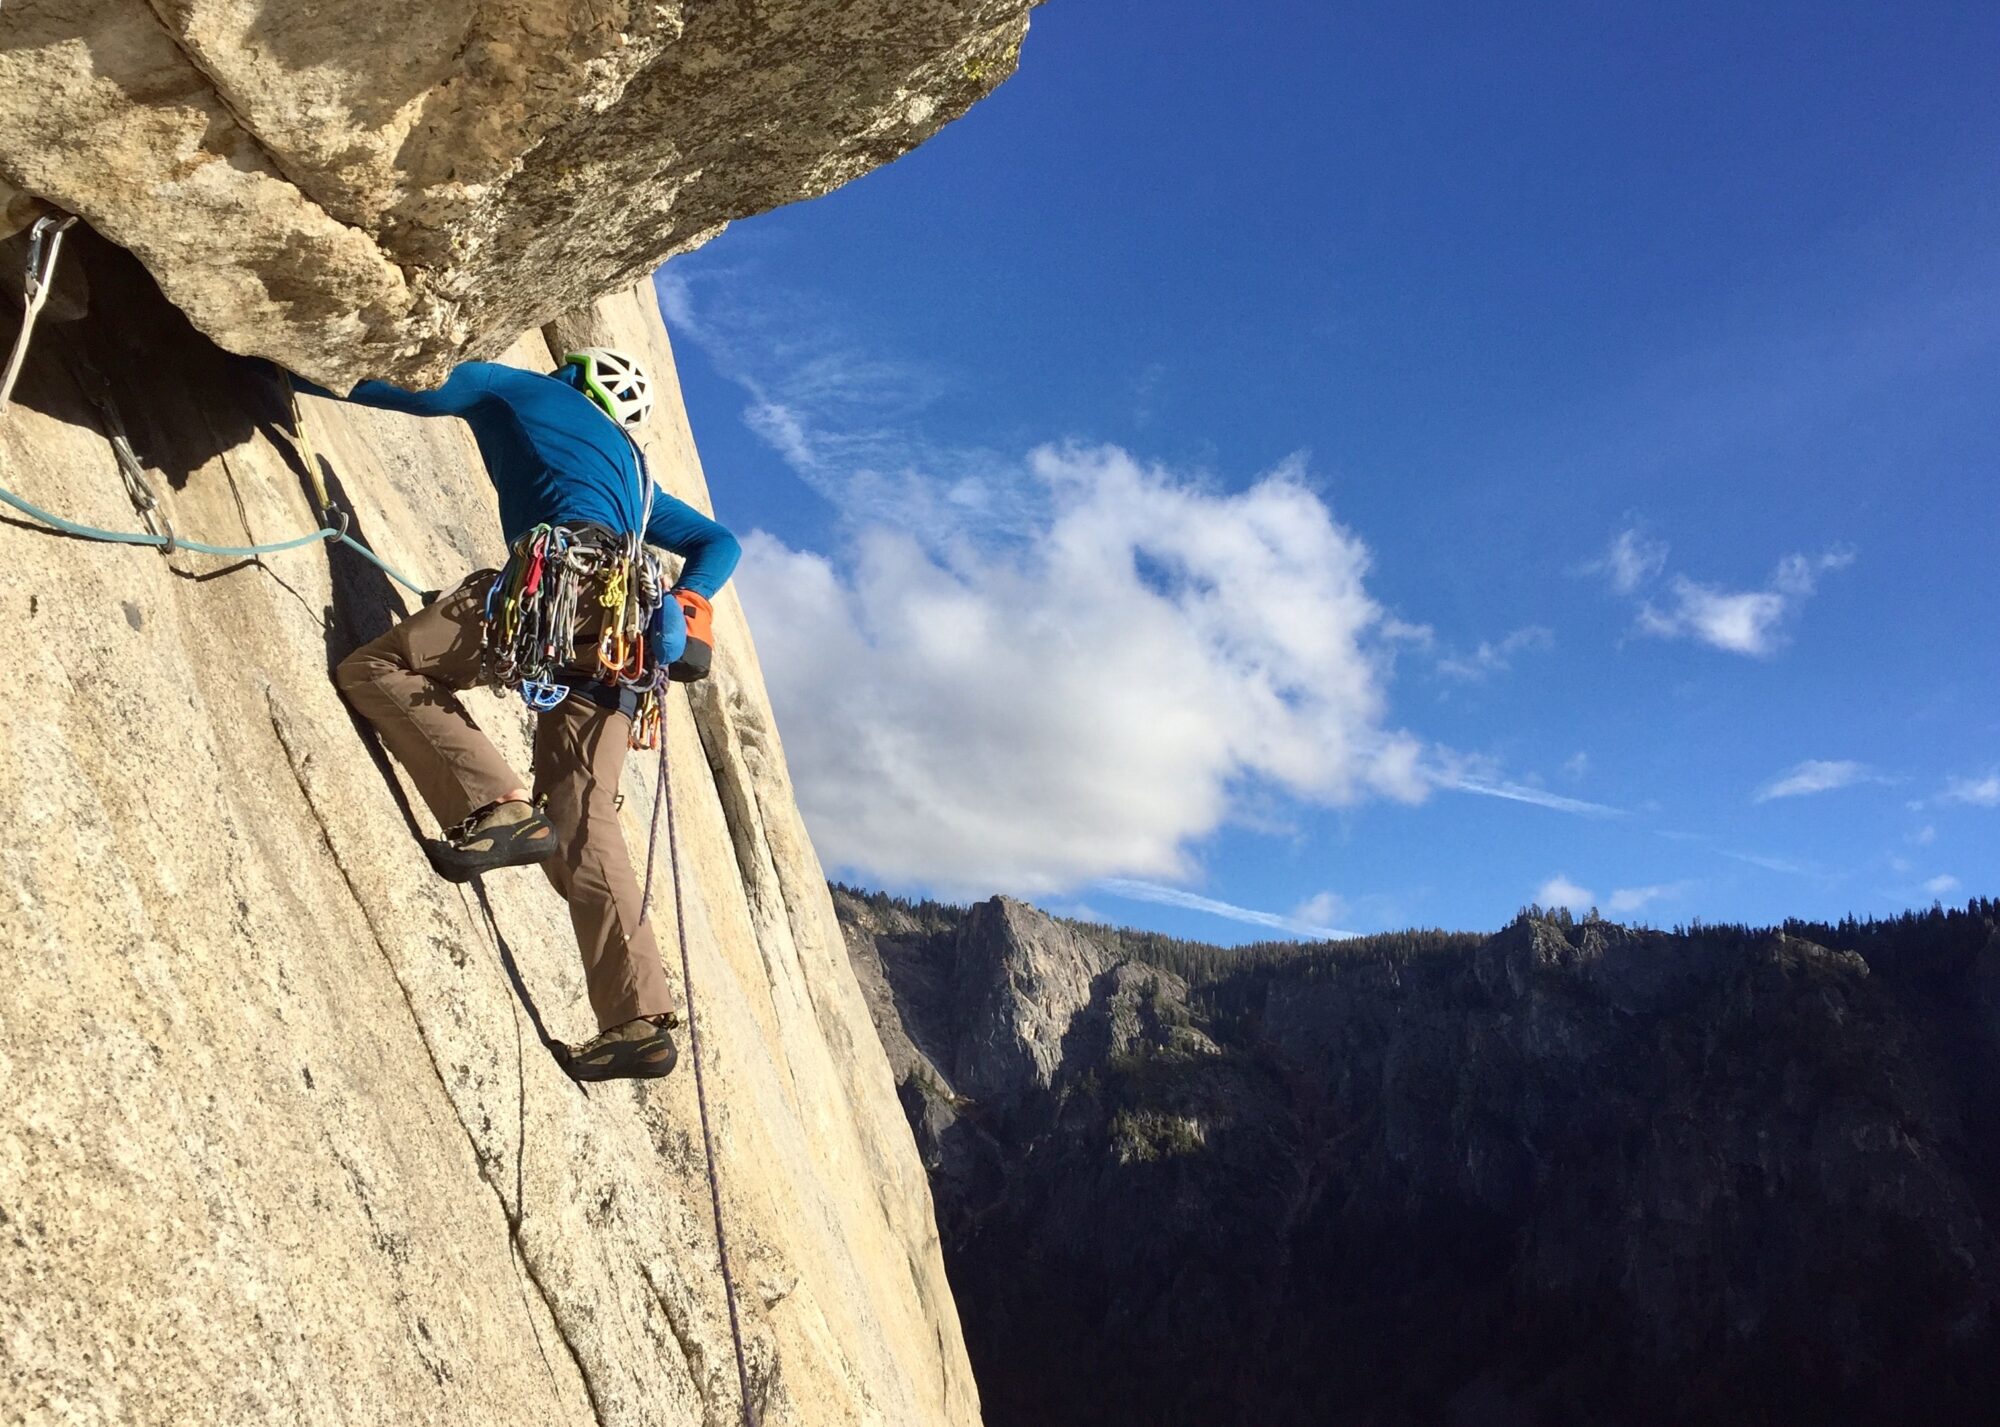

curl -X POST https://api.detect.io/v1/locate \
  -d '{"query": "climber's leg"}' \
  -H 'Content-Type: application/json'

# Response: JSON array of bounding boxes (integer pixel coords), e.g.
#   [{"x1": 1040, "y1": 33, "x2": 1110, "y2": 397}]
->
[
  {"x1": 335, "y1": 570, "x2": 525, "y2": 828},
  {"x1": 532, "y1": 693, "x2": 680, "y2": 1031}
]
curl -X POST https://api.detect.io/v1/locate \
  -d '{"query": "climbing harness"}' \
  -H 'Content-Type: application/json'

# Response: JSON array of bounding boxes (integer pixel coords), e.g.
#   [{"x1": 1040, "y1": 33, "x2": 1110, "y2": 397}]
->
[
  {"x1": 0, "y1": 212, "x2": 78, "y2": 412},
  {"x1": 655, "y1": 727, "x2": 761, "y2": 1427},
  {"x1": 477, "y1": 425, "x2": 676, "y2": 747},
  {"x1": 480, "y1": 520, "x2": 669, "y2": 741}
]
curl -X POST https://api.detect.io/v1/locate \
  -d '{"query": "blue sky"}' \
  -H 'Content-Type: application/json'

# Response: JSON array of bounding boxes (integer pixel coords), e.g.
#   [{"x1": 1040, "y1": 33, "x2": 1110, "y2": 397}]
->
[{"x1": 658, "y1": 0, "x2": 2000, "y2": 942}]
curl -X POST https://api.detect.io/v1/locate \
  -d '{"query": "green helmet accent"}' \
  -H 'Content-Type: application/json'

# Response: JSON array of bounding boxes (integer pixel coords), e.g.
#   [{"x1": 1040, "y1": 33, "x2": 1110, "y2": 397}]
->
[{"x1": 563, "y1": 347, "x2": 655, "y2": 429}]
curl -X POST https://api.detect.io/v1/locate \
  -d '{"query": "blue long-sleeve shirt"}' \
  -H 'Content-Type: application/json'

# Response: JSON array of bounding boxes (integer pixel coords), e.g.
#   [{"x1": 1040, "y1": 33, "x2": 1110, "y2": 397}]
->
[{"x1": 297, "y1": 362, "x2": 740, "y2": 598}]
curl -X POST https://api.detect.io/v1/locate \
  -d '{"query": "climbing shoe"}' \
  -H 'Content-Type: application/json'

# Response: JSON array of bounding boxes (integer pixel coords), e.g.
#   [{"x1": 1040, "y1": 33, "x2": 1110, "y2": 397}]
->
[
  {"x1": 425, "y1": 800, "x2": 558, "y2": 882},
  {"x1": 562, "y1": 1013, "x2": 681, "y2": 1083}
]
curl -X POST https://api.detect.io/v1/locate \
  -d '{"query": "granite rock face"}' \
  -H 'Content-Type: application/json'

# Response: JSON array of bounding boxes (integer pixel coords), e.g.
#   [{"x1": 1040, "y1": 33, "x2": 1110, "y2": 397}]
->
[
  {"x1": 839, "y1": 890, "x2": 2000, "y2": 1427},
  {"x1": 0, "y1": 0, "x2": 1036, "y2": 387},
  {"x1": 0, "y1": 234, "x2": 977, "y2": 1427}
]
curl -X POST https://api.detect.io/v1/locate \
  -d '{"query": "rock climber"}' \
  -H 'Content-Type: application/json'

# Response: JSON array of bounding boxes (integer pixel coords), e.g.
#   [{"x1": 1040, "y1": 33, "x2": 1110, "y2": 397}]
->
[{"x1": 294, "y1": 348, "x2": 740, "y2": 1083}]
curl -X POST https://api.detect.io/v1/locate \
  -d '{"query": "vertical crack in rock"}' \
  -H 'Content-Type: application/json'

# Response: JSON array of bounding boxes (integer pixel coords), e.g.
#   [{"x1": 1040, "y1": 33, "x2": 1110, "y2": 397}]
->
[
  {"x1": 265, "y1": 687, "x2": 612, "y2": 1427},
  {"x1": 688, "y1": 679, "x2": 785, "y2": 941},
  {"x1": 643, "y1": 1271, "x2": 724, "y2": 1427}
]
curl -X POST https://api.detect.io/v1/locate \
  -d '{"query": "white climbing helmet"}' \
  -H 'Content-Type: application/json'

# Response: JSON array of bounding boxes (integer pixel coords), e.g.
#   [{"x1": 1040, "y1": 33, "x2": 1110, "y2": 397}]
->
[{"x1": 564, "y1": 347, "x2": 654, "y2": 430}]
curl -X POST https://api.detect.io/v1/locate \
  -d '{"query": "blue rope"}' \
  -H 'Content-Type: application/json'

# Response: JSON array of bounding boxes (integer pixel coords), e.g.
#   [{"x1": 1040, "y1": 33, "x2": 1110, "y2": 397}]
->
[{"x1": 0, "y1": 477, "x2": 428, "y2": 594}]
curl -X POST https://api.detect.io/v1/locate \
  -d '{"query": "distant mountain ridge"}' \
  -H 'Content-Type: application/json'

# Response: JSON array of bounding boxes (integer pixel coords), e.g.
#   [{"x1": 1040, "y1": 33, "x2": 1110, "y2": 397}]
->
[{"x1": 837, "y1": 887, "x2": 2000, "y2": 1427}]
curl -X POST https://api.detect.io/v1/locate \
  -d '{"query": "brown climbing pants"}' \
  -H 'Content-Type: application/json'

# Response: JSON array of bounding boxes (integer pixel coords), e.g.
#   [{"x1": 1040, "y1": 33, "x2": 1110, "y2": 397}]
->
[{"x1": 334, "y1": 571, "x2": 678, "y2": 1030}]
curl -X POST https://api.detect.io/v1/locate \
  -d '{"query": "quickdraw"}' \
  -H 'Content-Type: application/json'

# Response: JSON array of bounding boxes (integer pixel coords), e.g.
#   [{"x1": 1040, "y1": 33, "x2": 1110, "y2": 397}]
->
[
  {"x1": 75, "y1": 364, "x2": 176, "y2": 551},
  {"x1": 482, "y1": 521, "x2": 668, "y2": 749},
  {"x1": 630, "y1": 691, "x2": 663, "y2": 751},
  {"x1": 0, "y1": 212, "x2": 79, "y2": 413}
]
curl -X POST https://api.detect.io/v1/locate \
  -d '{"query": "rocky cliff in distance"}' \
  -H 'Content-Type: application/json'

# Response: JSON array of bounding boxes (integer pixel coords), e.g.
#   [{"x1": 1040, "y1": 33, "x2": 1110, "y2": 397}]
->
[
  {"x1": 0, "y1": 0, "x2": 1038, "y2": 387},
  {"x1": 839, "y1": 888, "x2": 2000, "y2": 1427},
  {"x1": 0, "y1": 223, "x2": 979, "y2": 1423}
]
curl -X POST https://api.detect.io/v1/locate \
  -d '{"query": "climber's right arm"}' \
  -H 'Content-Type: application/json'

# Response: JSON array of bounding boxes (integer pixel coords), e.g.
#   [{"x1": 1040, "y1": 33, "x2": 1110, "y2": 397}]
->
[{"x1": 288, "y1": 362, "x2": 501, "y2": 417}]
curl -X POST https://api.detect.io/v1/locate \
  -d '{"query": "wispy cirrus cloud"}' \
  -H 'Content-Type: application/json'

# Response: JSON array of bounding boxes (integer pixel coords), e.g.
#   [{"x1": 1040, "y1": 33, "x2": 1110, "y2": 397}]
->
[
  {"x1": 1754, "y1": 759, "x2": 1881, "y2": 802},
  {"x1": 1655, "y1": 830, "x2": 1821, "y2": 878},
  {"x1": 1578, "y1": 528, "x2": 1668, "y2": 595},
  {"x1": 1098, "y1": 879, "x2": 1357, "y2": 939},
  {"x1": 1718, "y1": 848, "x2": 1818, "y2": 877},
  {"x1": 1435, "y1": 625, "x2": 1555, "y2": 682},
  {"x1": 658, "y1": 265, "x2": 1036, "y2": 539},
  {"x1": 1435, "y1": 766, "x2": 1622, "y2": 817}
]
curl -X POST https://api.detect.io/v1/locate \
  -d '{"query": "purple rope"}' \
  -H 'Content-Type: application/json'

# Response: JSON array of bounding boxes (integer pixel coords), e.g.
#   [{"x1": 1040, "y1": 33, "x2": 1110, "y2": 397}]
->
[
  {"x1": 637, "y1": 735, "x2": 667, "y2": 926},
  {"x1": 655, "y1": 727, "x2": 760, "y2": 1426}
]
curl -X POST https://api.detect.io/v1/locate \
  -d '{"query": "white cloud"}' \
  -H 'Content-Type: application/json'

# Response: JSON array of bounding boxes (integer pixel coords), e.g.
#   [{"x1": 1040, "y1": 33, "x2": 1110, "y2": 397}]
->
[
  {"x1": 739, "y1": 444, "x2": 1430, "y2": 893},
  {"x1": 1098, "y1": 879, "x2": 1357, "y2": 939},
  {"x1": 1536, "y1": 875, "x2": 1595, "y2": 912},
  {"x1": 1944, "y1": 773, "x2": 2000, "y2": 807},
  {"x1": 1633, "y1": 546, "x2": 1853, "y2": 657},
  {"x1": 1533, "y1": 878, "x2": 1685, "y2": 919},
  {"x1": 1563, "y1": 751, "x2": 1591, "y2": 780},
  {"x1": 672, "y1": 263, "x2": 1611, "y2": 895},
  {"x1": 1606, "y1": 882, "x2": 1688, "y2": 916},
  {"x1": 1922, "y1": 874, "x2": 1961, "y2": 897},
  {"x1": 1754, "y1": 759, "x2": 1873, "y2": 802},
  {"x1": 1583, "y1": 528, "x2": 1670, "y2": 595},
  {"x1": 1435, "y1": 625, "x2": 1555, "y2": 682},
  {"x1": 1908, "y1": 824, "x2": 1937, "y2": 846},
  {"x1": 1292, "y1": 891, "x2": 1350, "y2": 929},
  {"x1": 1638, "y1": 580, "x2": 1788, "y2": 654},
  {"x1": 1044, "y1": 901, "x2": 1111, "y2": 925}
]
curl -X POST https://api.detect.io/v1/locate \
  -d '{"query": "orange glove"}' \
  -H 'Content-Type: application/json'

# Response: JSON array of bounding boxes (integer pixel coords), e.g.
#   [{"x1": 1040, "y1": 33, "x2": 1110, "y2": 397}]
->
[{"x1": 669, "y1": 588, "x2": 714, "y2": 683}]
